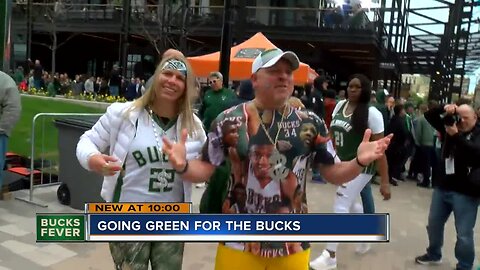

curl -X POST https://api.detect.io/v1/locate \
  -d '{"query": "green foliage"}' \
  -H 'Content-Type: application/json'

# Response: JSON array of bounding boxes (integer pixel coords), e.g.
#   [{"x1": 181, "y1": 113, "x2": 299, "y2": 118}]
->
[
  {"x1": 8, "y1": 95, "x2": 106, "y2": 165},
  {"x1": 25, "y1": 88, "x2": 128, "y2": 103},
  {"x1": 409, "y1": 91, "x2": 427, "y2": 107}
]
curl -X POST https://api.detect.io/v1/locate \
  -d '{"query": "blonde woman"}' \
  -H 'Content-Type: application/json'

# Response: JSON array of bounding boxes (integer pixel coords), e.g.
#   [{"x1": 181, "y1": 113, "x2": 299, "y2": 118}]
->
[{"x1": 76, "y1": 55, "x2": 206, "y2": 270}]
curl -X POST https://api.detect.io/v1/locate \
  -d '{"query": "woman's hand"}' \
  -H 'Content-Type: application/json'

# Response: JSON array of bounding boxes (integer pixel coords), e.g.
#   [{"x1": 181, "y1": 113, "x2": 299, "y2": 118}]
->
[
  {"x1": 88, "y1": 154, "x2": 122, "y2": 176},
  {"x1": 162, "y1": 129, "x2": 188, "y2": 171},
  {"x1": 380, "y1": 183, "x2": 391, "y2": 200}
]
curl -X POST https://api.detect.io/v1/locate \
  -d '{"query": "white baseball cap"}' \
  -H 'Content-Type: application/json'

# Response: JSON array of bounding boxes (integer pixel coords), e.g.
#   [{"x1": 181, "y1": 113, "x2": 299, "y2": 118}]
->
[{"x1": 251, "y1": 48, "x2": 300, "y2": 73}]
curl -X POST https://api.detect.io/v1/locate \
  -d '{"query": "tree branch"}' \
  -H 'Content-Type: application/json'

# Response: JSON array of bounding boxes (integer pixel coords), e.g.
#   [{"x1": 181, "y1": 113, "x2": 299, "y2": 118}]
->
[
  {"x1": 57, "y1": 33, "x2": 81, "y2": 49},
  {"x1": 32, "y1": 41, "x2": 52, "y2": 50},
  {"x1": 140, "y1": 16, "x2": 162, "y2": 55}
]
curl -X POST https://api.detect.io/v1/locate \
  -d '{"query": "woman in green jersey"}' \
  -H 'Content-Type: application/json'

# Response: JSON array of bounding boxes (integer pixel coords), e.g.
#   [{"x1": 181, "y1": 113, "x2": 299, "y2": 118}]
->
[{"x1": 310, "y1": 74, "x2": 391, "y2": 270}]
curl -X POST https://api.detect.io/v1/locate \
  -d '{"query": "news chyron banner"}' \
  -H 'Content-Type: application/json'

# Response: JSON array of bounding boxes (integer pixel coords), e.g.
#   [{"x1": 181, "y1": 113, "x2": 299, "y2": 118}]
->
[{"x1": 36, "y1": 203, "x2": 389, "y2": 242}]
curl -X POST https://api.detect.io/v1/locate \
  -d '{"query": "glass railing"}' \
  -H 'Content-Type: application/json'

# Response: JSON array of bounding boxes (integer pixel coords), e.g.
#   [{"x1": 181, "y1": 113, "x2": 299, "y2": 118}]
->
[
  {"x1": 12, "y1": 3, "x2": 401, "y2": 38},
  {"x1": 184, "y1": 5, "x2": 379, "y2": 30},
  {"x1": 12, "y1": 2, "x2": 124, "y2": 23}
]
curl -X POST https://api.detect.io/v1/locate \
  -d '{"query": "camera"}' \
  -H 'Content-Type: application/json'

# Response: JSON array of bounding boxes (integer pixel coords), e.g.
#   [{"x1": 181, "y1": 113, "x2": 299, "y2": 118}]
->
[{"x1": 441, "y1": 113, "x2": 461, "y2": 126}]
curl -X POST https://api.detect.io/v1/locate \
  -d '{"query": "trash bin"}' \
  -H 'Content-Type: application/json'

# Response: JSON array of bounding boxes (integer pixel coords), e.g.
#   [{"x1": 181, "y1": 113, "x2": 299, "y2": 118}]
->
[{"x1": 54, "y1": 116, "x2": 103, "y2": 210}]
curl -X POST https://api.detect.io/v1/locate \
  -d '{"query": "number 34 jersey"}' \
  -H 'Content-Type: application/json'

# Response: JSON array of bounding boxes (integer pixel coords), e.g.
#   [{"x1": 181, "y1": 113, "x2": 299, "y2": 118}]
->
[
  {"x1": 329, "y1": 100, "x2": 384, "y2": 174},
  {"x1": 201, "y1": 102, "x2": 336, "y2": 258}
]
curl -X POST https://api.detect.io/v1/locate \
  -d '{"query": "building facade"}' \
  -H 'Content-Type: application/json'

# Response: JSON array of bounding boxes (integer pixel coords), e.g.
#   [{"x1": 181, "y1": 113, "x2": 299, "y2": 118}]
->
[{"x1": 10, "y1": 0, "x2": 407, "y2": 92}]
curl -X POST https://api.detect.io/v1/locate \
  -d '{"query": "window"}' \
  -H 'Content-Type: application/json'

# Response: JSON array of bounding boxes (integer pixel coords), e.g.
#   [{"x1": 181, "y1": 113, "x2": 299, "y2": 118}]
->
[{"x1": 127, "y1": 54, "x2": 141, "y2": 79}]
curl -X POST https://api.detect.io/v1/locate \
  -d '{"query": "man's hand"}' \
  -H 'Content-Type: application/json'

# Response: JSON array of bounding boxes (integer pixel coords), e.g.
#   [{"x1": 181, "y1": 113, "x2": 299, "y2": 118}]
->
[
  {"x1": 445, "y1": 124, "x2": 458, "y2": 136},
  {"x1": 88, "y1": 154, "x2": 121, "y2": 176},
  {"x1": 444, "y1": 104, "x2": 457, "y2": 115},
  {"x1": 162, "y1": 129, "x2": 188, "y2": 171},
  {"x1": 356, "y1": 129, "x2": 393, "y2": 166},
  {"x1": 380, "y1": 183, "x2": 391, "y2": 200}
]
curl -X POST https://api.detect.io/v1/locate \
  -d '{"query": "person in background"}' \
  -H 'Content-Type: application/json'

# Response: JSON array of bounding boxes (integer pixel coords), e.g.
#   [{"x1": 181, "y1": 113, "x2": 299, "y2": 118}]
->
[
  {"x1": 108, "y1": 65, "x2": 122, "y2": 96},
  {"x1": 12, "y1": 66, "x2": 24, "y2": 85},
  {"x1": 228, "y1": 79, "x2": 255, "y2": 107},
  {"x1": 385, "y1": 104, "x2": 409, "y2": 186},
  {"x1": 33, "y1": 59, "x2": 43, "y2": 89},
  {"x1": 416, "y1": 103, "x2": 480, "y2": 270},
  {"x1": 370, "y1": 90, "x2": 377, "y2": 104},
  {"x1": 323, "y1": 89, "x2": 337, "y2": 129},
  {"x1": 196, "y1": 71, "x2": 235, "y2": 188},
  {"x1": 401, "y1": 102, "x2": 417, "y2": 181},
  {"x1": 125, "y1": 78, "x2": 137, "y2": 101},
  {"x1": 311, "y1": 76, "x2": 329, "y2": 119},
  {"x1": 0, "y1": 71, "x2": 22, "y2": 199},
  {"x1": 374, "y1": 89, "x2": 392, "y2": 132},
  {"x1": 310, "y1": 74, "x2": 391, "y2": 270},
  {"x1": 301, "y1": 83, "x2": 313, "y2": 110},
  {"x1": 199, "y1": 71, "x2": 235, "y2": 130},
  {"x1": 337, "y1": 89, "x2": 346, "y2": 101},
  {"x1": 84, "y1": 76, "x2": 95, "y2": 95},
  {"x1": 76, "y1": 55, "x2": 206, "y2": 270},
  {"x1": 311, "y1": 76, "x2": 329, "y2": 182},
  {"x1": 415, "y1": 103, "x2": 436, "y2": 188}
]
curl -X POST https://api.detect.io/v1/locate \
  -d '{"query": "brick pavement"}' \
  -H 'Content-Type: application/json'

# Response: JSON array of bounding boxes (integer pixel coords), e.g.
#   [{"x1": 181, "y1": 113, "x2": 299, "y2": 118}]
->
[{"x1": 0, "y1": 181, "x2": 477, "y2": 270}]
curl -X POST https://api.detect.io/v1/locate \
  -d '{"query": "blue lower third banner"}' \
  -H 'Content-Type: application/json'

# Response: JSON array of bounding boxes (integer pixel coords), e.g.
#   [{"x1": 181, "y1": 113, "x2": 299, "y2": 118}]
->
[{"x1": 87, "y1": 214, "x2": 389, "y2": 242}]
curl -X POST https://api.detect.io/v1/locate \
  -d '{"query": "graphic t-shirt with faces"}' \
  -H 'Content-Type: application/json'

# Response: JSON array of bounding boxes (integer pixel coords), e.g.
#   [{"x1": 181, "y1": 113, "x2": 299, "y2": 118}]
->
[{"x1": 201, "y1": 102, "x2": 334, "y2": 258}]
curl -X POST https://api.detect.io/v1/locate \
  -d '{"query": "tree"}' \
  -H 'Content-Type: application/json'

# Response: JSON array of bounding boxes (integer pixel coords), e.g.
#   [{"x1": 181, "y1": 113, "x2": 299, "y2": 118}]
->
[
  {"x1": 132, "y1": 0, "x2": 186, "y2": 55},
  {"x1": 32, "y1": 1, "x2": 79, "y2": 74}
]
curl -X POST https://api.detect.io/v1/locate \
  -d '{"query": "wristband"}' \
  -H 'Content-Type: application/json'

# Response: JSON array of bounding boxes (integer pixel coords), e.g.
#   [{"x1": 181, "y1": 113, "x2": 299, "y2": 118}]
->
[
  {"x1": 176, "y1": 161, "x2": 189, "y2": 175},
  {"x1": 356, "y1": 156, "x2": 367, "y2": 167}
]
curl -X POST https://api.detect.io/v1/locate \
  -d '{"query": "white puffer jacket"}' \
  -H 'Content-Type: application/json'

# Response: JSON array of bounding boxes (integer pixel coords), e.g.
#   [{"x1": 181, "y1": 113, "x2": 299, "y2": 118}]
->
[{"x1": 76, "y1": 102, "x2": 206, "y2": 202}]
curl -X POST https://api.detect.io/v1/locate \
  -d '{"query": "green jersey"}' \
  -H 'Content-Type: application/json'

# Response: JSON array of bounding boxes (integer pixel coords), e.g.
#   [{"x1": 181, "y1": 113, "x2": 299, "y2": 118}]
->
[{"x1": 330, "y1": 100, "x2": 384, "y2": 174}]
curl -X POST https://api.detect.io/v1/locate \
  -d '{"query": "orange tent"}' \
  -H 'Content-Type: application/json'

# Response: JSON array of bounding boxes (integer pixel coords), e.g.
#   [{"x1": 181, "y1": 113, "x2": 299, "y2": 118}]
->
[{"x1": 188, "y1": 32, "x2": 318, "y2": 85}]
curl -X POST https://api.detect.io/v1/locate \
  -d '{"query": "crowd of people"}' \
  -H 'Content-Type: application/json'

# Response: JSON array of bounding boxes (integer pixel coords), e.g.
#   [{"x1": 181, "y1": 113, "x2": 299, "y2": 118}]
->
[
  {"x1": 0, "y1": 45, "x2": 469, "y2": 270},
  {"x1": 9, "y1": 59, "x2": 146, "y2": 100}
]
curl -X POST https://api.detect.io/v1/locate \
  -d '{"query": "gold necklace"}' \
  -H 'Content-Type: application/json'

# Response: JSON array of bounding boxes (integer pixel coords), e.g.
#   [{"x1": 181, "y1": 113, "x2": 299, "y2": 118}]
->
[
  {"x1": 252, "y1": 101, "x2": 290, "y2": 182},
  {"x1": 253, "y1": 101, "x2": 288, "y2": 148}
]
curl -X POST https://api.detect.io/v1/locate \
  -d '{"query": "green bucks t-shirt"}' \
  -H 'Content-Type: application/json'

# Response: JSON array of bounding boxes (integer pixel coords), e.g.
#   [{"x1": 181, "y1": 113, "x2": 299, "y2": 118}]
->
[
  {"x1": 329, "y1": 100, "x2": 384, "y2": 174},
  {"x1": 201, "y1": 102, "x2": 334, "y2": 258}
]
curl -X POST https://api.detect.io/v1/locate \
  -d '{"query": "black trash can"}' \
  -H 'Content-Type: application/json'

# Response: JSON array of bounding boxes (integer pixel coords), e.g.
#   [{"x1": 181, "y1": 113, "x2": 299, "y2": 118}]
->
[{"x1": 54, "y1": 116, "x2": 104, "y2": 210}]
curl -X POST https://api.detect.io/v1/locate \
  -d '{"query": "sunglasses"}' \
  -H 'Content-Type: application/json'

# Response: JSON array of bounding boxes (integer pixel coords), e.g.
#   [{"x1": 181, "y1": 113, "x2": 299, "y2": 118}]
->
[{"x1": 208, "y1": 79, "x2": 217, "y2": 85}]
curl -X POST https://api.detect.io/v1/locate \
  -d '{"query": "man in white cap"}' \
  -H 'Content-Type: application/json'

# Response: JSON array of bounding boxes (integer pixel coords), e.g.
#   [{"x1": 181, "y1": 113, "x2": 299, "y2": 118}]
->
[{"x1": 162, "y1": 48, "x2": 393, "y2": 269}]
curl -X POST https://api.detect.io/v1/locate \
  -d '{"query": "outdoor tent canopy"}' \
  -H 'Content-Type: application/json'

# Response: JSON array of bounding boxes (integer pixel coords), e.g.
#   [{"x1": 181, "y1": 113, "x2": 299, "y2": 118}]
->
[{"x1": 188, "y1": 32, "x2": 318, "y2": 85}]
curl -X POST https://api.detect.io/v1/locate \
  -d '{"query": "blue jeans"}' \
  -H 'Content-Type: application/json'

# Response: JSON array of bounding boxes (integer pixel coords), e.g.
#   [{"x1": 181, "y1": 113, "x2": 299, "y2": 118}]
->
[
  {"x1": 0, "y1": 135, "x2": 8, "y2": 187},
  {"x1": 109, "y1": 86, "x2": 119, "y2": 96},
  {"x1": 426, "y1": 188, "x2": 480, "y2": 270},
  {"x1": 360, "y1": 182, "x2": 375, "y2": 214}
]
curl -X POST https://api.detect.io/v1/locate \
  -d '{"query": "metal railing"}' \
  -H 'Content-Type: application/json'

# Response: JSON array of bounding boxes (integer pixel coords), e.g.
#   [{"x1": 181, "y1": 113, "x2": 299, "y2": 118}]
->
[
  {"x1": 12, "y1": 2, "x2": 385, "y2": 32},
  {"x1": 16, "y1": 112, "x2": 104, "y2": 208},
  {"x1": 186, "y1": 5, "x2": 378, "y2": 30}
]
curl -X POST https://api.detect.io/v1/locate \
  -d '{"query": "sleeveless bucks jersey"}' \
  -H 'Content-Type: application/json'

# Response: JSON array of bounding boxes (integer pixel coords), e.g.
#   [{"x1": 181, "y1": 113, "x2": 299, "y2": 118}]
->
[
  {"x1": 330, "y1": 100, "x2": 384, "y2": 175},
  {"x1": 117, "y1": 112, "x2": 184, "y2": 202}
]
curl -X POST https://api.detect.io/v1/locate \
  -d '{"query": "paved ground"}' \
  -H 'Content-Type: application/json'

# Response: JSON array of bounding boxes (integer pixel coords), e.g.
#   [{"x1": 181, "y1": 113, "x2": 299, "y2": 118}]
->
[{"x1": 0, "y1": 180, "x2": 478, "y2": 270}]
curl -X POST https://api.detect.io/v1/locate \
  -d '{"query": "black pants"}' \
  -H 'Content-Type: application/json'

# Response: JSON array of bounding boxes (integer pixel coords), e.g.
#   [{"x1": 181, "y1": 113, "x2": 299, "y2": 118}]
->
[
  {"x1": 417, "y1": 145, "x2": 436, "y2": 186},
  {"x1": 408, "y1": 145, "x2": 421, "y2": 178},
  {"x1": 387, "y1": 148, "x2": 405, "y2": 180}
]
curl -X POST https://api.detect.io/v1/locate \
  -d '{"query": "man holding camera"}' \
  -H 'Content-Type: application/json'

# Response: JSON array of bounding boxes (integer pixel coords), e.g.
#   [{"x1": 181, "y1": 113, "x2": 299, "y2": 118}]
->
[{"x1": 415, "y1": 103, "x2": 480, "y2": 270}]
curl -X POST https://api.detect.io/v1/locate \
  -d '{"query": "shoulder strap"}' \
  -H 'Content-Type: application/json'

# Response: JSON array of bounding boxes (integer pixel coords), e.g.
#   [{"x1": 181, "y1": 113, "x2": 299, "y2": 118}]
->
[{"x1": 332, "y1": 100, "x2": 347, "y2": 117}]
